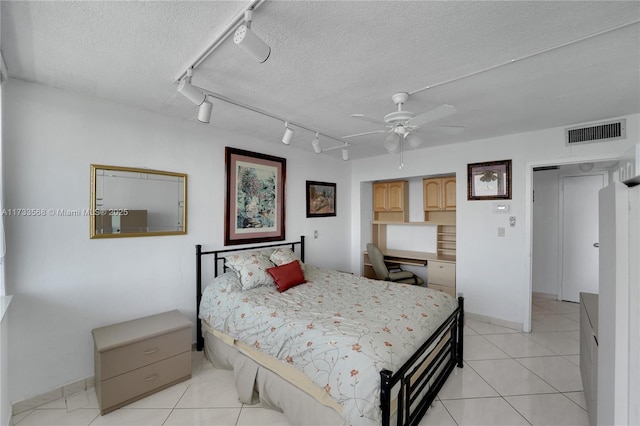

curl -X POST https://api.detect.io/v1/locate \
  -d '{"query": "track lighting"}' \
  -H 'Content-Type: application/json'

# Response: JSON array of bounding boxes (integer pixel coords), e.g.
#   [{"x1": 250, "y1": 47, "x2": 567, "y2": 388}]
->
[
  {"x1": 234, "y1": 9, "x2": 271, "y2": 63},
  {"x1": 198, "y1": 99, "x2": 213, "y2": 123},
  {"x1": 342, "y1": 149, "x2": 349, "y2": 161},
  {"x1": 312, "y1": 133, "x2": 321, "y2": 153},
  {"x1": 282, "y1": 122, "x2": 294, "y2": 145},
  {"x1": 177, "y1": 80, "x2": 206, "y2": 106}
]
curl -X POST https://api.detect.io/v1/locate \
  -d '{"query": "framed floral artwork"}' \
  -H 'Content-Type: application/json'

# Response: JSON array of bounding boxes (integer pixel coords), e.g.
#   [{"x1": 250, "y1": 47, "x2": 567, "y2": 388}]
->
[
  {"x1": 467, "y1": 159, "x2": 512, "y2": 200},
  {"x1": 306, "y1": 181, "x2": 336, "y2": 217},
  {"x1": 225, "y1": 147, "x2": 286, "y2": 245}
]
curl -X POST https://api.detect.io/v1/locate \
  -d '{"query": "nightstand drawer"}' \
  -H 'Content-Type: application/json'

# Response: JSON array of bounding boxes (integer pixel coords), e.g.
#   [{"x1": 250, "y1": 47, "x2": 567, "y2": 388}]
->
[
  {"x1": 99, "y1": 328, "x2": 190, "y2": 380},
  {"x1": 428, "y1": 261, "x2": 455, "y2": 286},
  {"x1": 100, "y1": 351, "x2": 191, "y2": 413},
  {"x1": 428, "y1": 283, "x2": 456, "y2": 298}
]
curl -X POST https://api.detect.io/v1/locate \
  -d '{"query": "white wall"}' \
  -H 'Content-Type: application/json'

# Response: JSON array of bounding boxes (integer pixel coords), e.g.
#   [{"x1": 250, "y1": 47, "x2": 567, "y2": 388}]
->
[
  {"x1": 532, "y1": 169, "x2": 560, "y2": 295},
  {"x1": 349, "y1": 114, "x2": 639, "y2": 327},
  {"x1": 2, "y1": 79, "x2": 352, "y2": 404}
]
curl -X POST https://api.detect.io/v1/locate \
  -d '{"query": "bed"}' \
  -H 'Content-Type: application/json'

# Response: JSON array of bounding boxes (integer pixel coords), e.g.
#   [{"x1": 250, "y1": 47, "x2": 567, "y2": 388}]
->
[{"x1": 196, "y1": 236, "x2": 464, "y2": 425}]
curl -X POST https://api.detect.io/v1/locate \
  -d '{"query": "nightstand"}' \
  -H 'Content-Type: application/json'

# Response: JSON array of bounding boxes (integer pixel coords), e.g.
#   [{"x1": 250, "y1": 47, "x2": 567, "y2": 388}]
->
[{"x1": 92, "y1": 310, "x2": 192, "y2": 415}]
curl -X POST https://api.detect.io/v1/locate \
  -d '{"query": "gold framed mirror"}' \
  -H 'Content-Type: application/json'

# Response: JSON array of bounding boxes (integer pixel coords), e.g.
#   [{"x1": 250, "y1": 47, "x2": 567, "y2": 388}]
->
[{"x1": 90, "y1": 164, "x2": 187, "y2": 239}]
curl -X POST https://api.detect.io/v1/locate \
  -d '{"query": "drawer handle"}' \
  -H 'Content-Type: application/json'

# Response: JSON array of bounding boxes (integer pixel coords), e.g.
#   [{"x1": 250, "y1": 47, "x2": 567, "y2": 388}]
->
[
  {"x1": 143, "y1": 348, "x2": 159, "y2": 355},
  {"x1": 143, "y1": 374, "x2": 159, "y2": 382}
]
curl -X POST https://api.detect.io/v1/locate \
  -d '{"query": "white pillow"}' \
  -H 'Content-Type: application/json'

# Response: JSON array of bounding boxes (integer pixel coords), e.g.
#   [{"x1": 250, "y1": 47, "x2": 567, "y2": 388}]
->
[
  {"x1": 270, "y1": 247, "x2": 305, "y2": 270},
  {"x1": 225, "y1": 251, "x2": 275, "y2": 290}
]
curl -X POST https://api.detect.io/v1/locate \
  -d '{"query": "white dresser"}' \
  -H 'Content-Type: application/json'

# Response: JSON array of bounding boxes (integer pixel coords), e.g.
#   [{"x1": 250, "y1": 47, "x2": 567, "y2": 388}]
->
[{"x1": 92, "y1": 310, "x2": 192, "y2": 415}]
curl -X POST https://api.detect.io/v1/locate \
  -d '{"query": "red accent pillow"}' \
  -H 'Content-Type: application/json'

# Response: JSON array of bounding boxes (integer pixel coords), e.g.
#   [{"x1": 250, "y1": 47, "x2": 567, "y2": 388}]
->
[{"x1": 267, "y1": 261, "x2": 307, "y2": 292}]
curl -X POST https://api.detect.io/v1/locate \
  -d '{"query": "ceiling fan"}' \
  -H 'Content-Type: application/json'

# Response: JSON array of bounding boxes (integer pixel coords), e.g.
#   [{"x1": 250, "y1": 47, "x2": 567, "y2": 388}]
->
[{"x1": 343, "y1": 92, "x2": 464, "y2": 155}]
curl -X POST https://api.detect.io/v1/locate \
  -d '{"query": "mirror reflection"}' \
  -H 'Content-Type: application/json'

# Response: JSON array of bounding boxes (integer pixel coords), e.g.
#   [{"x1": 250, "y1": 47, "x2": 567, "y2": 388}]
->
[{"x1": 90, "y1": 165, "x2": 187, "y2": 238}]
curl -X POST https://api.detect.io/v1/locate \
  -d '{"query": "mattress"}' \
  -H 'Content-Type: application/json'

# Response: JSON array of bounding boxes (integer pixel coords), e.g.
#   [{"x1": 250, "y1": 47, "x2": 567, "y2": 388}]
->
[{"x1": 199, "y1": 265, "x2": 457, "y2": 425}]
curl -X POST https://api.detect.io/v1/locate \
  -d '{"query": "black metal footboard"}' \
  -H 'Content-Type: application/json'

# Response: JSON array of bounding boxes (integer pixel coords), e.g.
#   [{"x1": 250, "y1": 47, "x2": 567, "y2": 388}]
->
[{"x1": 380, "y1": 296, "x2": 464, "y2": 426}]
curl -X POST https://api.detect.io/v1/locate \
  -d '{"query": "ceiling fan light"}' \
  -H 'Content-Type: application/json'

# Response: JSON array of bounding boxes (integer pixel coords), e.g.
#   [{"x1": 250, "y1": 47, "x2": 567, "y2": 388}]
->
[
  {"x1": 406, "y1": 133, "x2": 422, "y2": 148},
  {"x1": 197, "y1": 99, "x2": 213, "y2": 123},
  {"x1": 342, "y1": 148, "x2": 349, "y2": 161},
  {"x1": 177, "y1": 80, "x2": 206, "y2": 106},
  {"x1": 384, "y1": 133, "x2": 400, "y2": 154}
]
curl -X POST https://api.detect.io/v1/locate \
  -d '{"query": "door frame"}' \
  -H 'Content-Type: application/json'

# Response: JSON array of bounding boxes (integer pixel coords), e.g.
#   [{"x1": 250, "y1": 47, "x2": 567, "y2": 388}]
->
[
  {"x1": 558, "y1": 171, "x2": 608, "y2": 302},
  {"x1": 524, "y1": 153, "x2": 620, "y2": 332}
]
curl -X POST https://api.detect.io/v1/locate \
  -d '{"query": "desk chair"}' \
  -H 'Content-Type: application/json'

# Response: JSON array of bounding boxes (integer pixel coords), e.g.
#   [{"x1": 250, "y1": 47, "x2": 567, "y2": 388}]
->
[{"x1": 366, "y1": 243, "x2": 425, "y2": 285}]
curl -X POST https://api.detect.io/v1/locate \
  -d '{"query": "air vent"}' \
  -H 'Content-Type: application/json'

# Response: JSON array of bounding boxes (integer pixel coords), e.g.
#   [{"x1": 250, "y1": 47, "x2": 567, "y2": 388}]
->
[{"x1": 565, "y1": 119, "x2": 626, "y2": 146}]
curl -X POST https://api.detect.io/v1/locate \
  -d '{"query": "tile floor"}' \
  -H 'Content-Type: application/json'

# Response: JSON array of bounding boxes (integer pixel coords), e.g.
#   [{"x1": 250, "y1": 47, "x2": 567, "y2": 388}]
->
[{"x1": 12, "y1": 294, "x2": 588, "y2": 426}]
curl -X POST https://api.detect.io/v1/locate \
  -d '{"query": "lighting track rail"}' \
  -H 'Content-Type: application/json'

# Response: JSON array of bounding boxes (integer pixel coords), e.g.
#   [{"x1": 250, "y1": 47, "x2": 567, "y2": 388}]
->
[
  {"x1": 174, "y1": 0, "x2": 349, "y2": 158},
  {"x1": 173, "y1": 0, "x2": 267, "y2": 83},
  {"x1": 192, "y1": 83, "x2": 349, "y2": 151}
]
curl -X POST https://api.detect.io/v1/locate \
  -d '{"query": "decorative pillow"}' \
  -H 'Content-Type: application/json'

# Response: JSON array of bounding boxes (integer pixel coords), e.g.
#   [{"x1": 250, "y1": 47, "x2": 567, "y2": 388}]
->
[
  {"x1": 267, "y1": 260, "x2": 307, "y2": 292},
  {"x1": 270, "y1": 247, "x2": 305, "y2": 270},
  {"x1": 225, "y1": 251, "x2": 275, "y2": 290}
]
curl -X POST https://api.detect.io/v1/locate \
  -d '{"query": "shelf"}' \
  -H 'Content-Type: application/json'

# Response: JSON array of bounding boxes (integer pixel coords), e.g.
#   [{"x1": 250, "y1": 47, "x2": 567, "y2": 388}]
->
[{"x1": 371, "y1": 220, "x2": 439, "y2": 226}]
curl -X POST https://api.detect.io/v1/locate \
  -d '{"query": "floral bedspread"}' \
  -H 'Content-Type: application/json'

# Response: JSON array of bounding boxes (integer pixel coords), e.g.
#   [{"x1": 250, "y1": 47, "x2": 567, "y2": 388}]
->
[{"x1": 199, "y1": 265, "x2": 457, "y2": 425}]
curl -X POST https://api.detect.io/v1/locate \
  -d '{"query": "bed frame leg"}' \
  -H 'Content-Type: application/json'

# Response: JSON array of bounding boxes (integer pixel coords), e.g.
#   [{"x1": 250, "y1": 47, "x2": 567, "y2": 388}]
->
[
  {"x1": 380, "y1": 369, "x2": 392, "y2": 426},
  {"x1": 457, "y1": 296, "x2": 464, "y2": 368},
  {"x1": 196, "y1": 244, "x2": 204, "y2": 352}
]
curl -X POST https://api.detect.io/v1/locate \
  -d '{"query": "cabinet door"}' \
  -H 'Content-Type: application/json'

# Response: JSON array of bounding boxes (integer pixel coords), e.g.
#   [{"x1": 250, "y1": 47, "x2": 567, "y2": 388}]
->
[
  {"x1": 442, "y1": 177, "x2": 457, "y2": 210},
  {"x1": 387, "y1": 181, "x2": 406, "y2": 211},
  {"x1": 373, "y1": 183, "x2": 388, "y2": 212},
  {"x1": 423, "y1": 178, "x2": 442, "y2": 211}
]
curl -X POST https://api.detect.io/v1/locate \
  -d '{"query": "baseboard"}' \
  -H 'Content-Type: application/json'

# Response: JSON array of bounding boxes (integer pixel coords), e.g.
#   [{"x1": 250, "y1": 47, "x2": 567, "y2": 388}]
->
[
  {"x1": 11, "y1": 376, "x2": 94, "y2": 416},
  {"x1": 532, "y1": 292, "x2": 558, "y2": 300},
  {"x1": 466, "y1": 312, "x2": 523, "y2": 331}
]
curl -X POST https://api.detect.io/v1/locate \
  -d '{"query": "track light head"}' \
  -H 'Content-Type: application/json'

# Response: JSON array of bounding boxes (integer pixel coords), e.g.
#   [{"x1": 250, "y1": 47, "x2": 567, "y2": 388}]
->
[
  {"x1": 234, "y1": 24, "x2": 271, "y2": 63},
  {"x1": 197, "y1": 99, "x2": 213, "y2": 123},
  {"x1": 177, "y1": 80, "x2": 206, "y2": 105},
  {"x1": 312, "y1": 133, "x2": 321, "y2": 153},
  {"x1": 282, "y1": 122, "x2": 294, "y2": 145},
  {"x1": 342, "y1": 148, "x2": 349, "y2": 161}
]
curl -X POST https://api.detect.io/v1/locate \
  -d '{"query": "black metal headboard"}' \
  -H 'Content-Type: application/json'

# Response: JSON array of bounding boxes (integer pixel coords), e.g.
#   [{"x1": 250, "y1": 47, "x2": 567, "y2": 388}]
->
[{"x1": 195, "y1": 236, "x2": 305, "y2": 351}]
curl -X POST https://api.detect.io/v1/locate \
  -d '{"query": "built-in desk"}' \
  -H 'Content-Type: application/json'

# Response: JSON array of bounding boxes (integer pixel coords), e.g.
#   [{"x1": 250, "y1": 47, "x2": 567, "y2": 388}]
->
[{"x1": 362, "y1": 249, "x2": 456, "y2": 297}]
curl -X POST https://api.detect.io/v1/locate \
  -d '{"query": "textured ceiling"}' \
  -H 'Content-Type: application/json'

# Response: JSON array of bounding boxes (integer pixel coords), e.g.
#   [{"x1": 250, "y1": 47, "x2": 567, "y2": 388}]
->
[{"x1": 2, "y1": 1, "x2": 639, "y2": 160}]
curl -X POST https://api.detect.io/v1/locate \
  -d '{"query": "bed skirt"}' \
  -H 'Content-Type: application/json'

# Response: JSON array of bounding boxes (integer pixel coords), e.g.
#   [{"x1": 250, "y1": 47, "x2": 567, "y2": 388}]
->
[{"x1": 203, "y1": 323, "x2": 349, "y2": 425}]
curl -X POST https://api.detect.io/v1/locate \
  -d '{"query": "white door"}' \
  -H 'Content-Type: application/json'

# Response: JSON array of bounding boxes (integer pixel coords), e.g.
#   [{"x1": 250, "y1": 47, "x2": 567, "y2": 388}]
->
[{"x1": 561, "y1": 174, "x2": 605, "y2": 302}]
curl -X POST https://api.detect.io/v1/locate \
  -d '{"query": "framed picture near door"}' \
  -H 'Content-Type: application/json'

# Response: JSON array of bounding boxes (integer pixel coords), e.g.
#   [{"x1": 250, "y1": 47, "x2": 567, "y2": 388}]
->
[
  {"x1": 467, "y1": 159, "x2": 512, "y2": 200},
  {"x1": 306, "y1": 181, "x2": 336, "y2": 217},
  {"x1": 225, "y1": 147, "x2": 286, "y2": 245}
]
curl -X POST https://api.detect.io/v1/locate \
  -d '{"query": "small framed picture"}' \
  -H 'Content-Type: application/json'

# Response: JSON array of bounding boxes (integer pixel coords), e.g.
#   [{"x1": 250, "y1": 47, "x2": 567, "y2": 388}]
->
[
  {"x1": 306, "y1": 181, "x2": 336, "y2": 217},
  {"x1": 467, "y1": 159, "x2": 512, "y2": 200}
]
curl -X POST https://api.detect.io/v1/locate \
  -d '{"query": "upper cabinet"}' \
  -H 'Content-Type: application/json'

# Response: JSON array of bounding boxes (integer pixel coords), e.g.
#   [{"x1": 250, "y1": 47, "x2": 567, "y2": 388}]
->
[
  {"x1": 423, "y1": 176, "x2": 456, "y2": 224},
  {"x1": 373, "y1": 180, "x2": 408, "y2": 221},
  {"x1": 423, "y1": 176, "x2": 456, "y2": 211}
]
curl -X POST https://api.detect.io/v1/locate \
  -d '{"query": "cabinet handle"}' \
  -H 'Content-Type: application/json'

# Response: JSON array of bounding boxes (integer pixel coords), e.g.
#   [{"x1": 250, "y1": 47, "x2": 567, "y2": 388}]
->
[
  {"x1": 143, "y1": 374, "x2": 159, "y2": 382},
  {"x1": 143, "y1": 348, "x2": 159, "y2": 355}
]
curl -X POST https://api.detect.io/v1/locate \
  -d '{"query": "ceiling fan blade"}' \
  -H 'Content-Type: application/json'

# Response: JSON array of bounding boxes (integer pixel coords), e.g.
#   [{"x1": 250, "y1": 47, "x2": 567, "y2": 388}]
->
[
  {"x1": 342, "y1": 129, "x2": 388, "y2": 139},
  {"x1": 417, "y1": 125, "x2": 465, "y2": 135},
  {"x1": 350, "y1": 114, "x2": 387, "y2": 126},
  {"x1": 408, "y1": 104, "x2": 457, "y2": 127}
]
